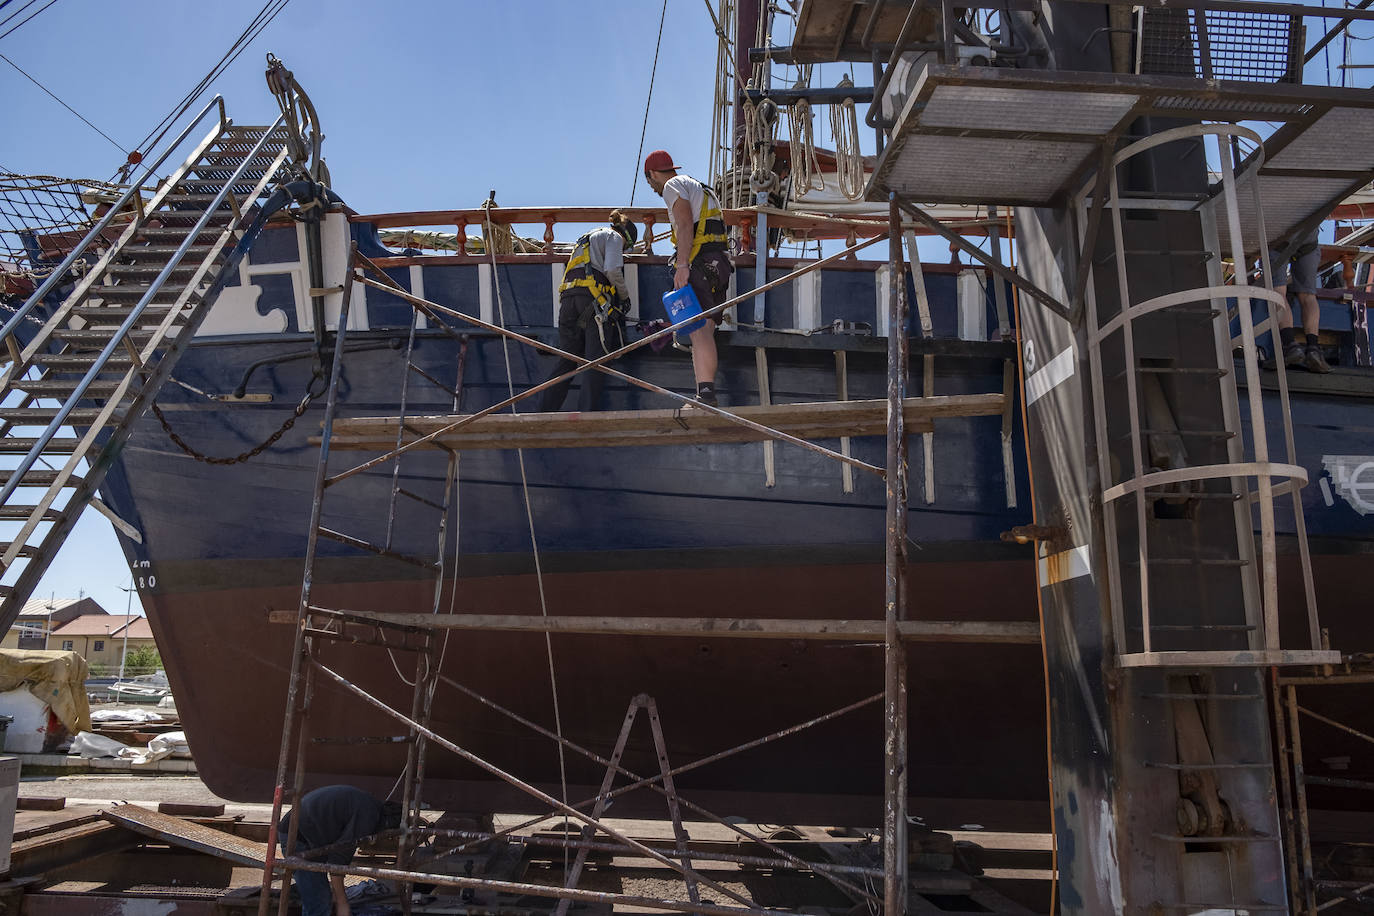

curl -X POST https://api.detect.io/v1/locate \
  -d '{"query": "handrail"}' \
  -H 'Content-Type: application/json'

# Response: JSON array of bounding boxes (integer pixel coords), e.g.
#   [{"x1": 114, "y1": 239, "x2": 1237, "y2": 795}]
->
[
  {"x1": 0, "y1": 111, "x2": 288, "y2": 511},
  {"x1": 1, "y1": 95, "x2": 229, "y2": 345}
]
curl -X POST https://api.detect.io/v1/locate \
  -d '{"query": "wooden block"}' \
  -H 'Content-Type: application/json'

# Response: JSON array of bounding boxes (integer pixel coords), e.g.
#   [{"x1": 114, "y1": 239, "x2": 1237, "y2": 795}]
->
[
  {"x1": 17, "y1": 797, "x2": 64, "y2": 811},
  {"x1": 158, "y1": 802, "x2": 226, "y2": 817}
]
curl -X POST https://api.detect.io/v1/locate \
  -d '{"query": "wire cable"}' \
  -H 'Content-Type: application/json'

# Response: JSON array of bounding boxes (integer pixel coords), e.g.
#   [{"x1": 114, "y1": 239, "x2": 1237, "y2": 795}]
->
[
  {"x1": 630, "y1": 0, "x2": 669, "y2": 206},
  {"x1": 0, "y1": 52, "x2": 128, "y2": 155},
  {"x1": 0, "y1": 0, "x2": 57, "y2": 42},
  {"x1": 126, "y1": 0, "x2": 292, "y2": 169}
]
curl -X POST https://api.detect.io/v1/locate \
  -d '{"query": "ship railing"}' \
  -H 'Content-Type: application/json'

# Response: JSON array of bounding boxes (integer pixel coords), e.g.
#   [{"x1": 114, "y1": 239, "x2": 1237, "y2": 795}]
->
[{"x1": 0, "y1": 96, "x2": 228, "y2": 359}]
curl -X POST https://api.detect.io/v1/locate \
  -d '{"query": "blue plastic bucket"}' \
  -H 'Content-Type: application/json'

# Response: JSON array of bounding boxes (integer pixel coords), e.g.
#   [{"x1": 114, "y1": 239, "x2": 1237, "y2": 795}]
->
[{"x1": 662, "y1": 285, "x2": 706, "y2": 334}]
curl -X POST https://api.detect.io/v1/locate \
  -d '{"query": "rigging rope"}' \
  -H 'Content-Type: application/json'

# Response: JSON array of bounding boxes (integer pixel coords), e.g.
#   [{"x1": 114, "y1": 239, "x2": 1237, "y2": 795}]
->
[
  {"x1": 630, "y1": 0, "x2": 669, "y2": 207},
  {"x1": 785, "y1": 65, "x2": 824, "y2": 200},
  {"x1": 125, "y1": 0, "x2": 293, "y2": 178},
  {"x1": 829, "y1": 74, "x2": 864, "y2": 200},
  {"x1": 481, "y1": 206, "x2": 571, "y2": 850},
  {"x1": 0, "y1": 0, "x2": 58, "y2": 41}
]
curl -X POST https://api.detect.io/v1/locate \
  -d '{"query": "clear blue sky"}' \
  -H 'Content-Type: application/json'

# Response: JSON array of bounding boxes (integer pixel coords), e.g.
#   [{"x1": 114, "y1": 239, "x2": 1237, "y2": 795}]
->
[
  {"x1": 3, "y1": 1, "x2": 1369, "y2": 614},
  {"x1": 1, "y1": 0, "x2": 831, "y2": 615}
]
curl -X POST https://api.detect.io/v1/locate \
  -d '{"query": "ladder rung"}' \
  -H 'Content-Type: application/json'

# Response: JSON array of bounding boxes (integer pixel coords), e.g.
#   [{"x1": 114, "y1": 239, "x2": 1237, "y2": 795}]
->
[
  {"x1": 11, "y1": 379, "x2": 124, "y2": 397},
  {"x1": 0, "y1": 407, "x2": 123, "y2": 425},
  {"x1": 0, "y1": 470, "x2": 83, "y2": 487},
  {"x1": 0, "y1": 437, "x2": 83, "y2": 453},
  {"x1": 135, "y1": 227, "x2": 226, "y2": 241},
  {"x1": 85, "y1": 287, "x2": 202, "y2": 303},
  {"x1": 316, "y1": 527, "x2": 441, "y2": 571},
  {"x1": 196, "y1": 152, "x2": 283, "y2": 167},
  {"x1": 396, "y1": 488, "x2": 446, "y2": 511},
  {"x1": 121, "y1": 244, "x2": 218, "y2": 256},
  {"x1": 31, "y1": 353, "x2": 135, "y2": 370},
  {"x1": 162, "y1": 193, "x2": 242, "y2": 206},
  {"x1": 72, "y1": 304, "x2": 185, "y2": 321},
  {"x1": 104, "y1": 263, "x2": 205, "y2": 277},
  {"x1": 0, "y1": 505, "x2": 65, "y2": 520},
  {"x1": 52, "y1": 329, "x2": 158, "y2": 345}
]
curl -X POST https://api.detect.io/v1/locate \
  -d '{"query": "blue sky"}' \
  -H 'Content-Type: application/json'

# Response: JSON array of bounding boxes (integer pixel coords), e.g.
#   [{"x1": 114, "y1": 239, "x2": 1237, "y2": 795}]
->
[{"x1": 1, "y1": 0, "x2": 843, "y2": 615}]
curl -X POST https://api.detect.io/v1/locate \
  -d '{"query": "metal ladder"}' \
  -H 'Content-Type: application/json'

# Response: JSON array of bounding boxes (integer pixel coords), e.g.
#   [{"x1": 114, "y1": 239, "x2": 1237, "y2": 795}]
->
[
  {"x1": 261, "y1": 248, "x2": 463, "y2": 916},
  {"x1": 1078, "y1": 123, "x2": 1340, "y2": 912},
  {"x1": 0, "y1": 97, "x2": 296, "y2": 628}
]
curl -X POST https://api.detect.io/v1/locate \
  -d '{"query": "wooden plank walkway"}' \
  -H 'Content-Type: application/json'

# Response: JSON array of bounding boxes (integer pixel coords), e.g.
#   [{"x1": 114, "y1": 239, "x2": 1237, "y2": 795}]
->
[{"x1": 324, "y1": 394, "x2": 1005, "y2": 451}]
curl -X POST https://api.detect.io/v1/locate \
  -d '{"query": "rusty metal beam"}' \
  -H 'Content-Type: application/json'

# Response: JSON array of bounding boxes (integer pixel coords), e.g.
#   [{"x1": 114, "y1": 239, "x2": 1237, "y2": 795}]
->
[{"x1": 265, "y1": 610, "x2": 1041, "y2": 643}]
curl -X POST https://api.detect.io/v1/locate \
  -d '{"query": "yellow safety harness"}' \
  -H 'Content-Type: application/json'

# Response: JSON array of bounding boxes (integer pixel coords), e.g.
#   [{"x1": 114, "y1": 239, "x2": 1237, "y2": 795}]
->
[
  {"x1": 559, "y1": 231, "x2": 619, "y2": 307},
  {"x1": 668, "y1": 179, "x2": 729, "y2": 265}
]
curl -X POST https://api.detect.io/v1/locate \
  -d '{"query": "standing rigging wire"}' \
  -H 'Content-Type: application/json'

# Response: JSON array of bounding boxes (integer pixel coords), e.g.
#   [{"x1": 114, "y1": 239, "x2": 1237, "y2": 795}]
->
[
  {"x1": 481, "y1": 205, "x2": 572, "y2": 866},
  {"x1": 0, "y1": 0, "x2": 58, "y2": 42},
  {"x1": 630, "y1": 0, "x2": 670, "y2": 207},
  {"x1": 123, "y1": 0, "x2": 293, "y2": 181},
  {"x1": 1, "y1": 52, "x2": 129, "y2": 156}
]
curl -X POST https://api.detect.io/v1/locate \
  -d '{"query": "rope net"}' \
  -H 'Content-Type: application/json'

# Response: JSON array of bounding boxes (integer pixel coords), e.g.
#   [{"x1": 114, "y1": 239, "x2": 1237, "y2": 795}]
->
[{"x1": 0, "y1": 172, "x2": 123, "y2": 296}]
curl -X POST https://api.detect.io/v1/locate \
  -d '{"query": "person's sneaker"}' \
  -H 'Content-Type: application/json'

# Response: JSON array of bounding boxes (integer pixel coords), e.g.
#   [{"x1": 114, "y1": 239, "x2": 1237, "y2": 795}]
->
[
  {"x1": 1304, "y1": 344, "x2": 1332, "y2": 374},
  {"x1": 1283, "y1": 341, "x2": 1307, "y2": 367},
  {"x1": 695, "y1": 390, "x2": 719, "y2": 407}
]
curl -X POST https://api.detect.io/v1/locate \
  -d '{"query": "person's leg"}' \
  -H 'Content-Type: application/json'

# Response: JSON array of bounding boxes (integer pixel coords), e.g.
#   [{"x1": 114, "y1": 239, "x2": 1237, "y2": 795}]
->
[
  {"x1": 689, "y1": 322, "x2": 718, "y2": 398},
  {"x1": 686, "y1": 254, "x2": 727, "y2": 404},
  {"x1": 577, "y1": 316, "x2": 608, "y2": 412},
  {"x1": 1290, "y1": 246, "x2": 1330, "y2": 372},
  {"x1": 294, "y1": 868, "x2": 335, "y2": 916},
  {"x1": 539, "y1": 295, "x2": 588, "y2": 412}
]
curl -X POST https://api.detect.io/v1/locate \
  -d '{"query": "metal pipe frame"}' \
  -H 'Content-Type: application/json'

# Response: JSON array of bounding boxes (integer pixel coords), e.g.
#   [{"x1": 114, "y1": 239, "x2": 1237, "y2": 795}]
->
[{"x1": 309, "y1": 659, "x2": 769, "y2": 912}]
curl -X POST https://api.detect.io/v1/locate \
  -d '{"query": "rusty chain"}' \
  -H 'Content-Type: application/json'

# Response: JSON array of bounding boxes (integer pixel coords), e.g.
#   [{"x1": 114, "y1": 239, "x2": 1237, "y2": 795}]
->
[{"x1": 150, "y1": 377, "x2": 325, "y2": 465}]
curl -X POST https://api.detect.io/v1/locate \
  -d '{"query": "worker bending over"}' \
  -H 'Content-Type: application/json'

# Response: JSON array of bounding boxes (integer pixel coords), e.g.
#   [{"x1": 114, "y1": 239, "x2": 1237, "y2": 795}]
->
[
  {"x1": 279, "y1": 785, "x2": 403, "y2": 916},
  {"x1": 540, "y1": 210, "x2": 637, "y2": 412},
  {"x1": 643, "y1": 150, "x2": 733, "y2": 406},
  {"x1": 1266, "y1": 228, "x2": 1331, "y2": 373}
]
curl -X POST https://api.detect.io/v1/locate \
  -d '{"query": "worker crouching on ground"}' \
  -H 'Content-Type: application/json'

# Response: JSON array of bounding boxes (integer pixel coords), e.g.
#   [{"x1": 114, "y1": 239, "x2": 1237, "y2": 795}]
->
[
  {"x1": 643, "y1": 150, "x2": 733, "y2": 407},
  {"x1": 279, "y1": 784, "x2": 403, "y2": 916},
  {"x1": 1265, "y1": 227, "x2": 1332, "y2": 373},
  {"x1": 538, "y1": 210, "x2": 637, "y2": 412}
]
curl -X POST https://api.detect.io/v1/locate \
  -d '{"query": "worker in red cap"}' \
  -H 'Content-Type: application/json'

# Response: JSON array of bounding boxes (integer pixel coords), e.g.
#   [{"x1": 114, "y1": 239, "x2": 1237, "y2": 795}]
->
[{"x1": 643, "y1": 150, "x2": 732, "y2": 406}]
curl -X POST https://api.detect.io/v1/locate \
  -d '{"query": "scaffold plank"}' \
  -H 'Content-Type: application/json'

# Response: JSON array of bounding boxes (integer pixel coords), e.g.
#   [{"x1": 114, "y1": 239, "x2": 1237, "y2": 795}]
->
[
  {"x1": 323, "y1": 394, "x2": 1004, "y2": 452},
  {"x1": 267, "y1": 609, "x2": 1041, "y2": 644}
]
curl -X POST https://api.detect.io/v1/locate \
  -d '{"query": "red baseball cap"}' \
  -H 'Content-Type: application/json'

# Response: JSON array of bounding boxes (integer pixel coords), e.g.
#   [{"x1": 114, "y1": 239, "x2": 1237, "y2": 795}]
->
[{"x1": 643, "y1": 150, "x2": 679, "y2": 177}]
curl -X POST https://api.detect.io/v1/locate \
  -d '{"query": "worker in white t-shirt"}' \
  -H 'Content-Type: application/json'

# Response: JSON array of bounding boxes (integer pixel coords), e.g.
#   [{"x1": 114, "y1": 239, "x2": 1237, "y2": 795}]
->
[{"x1": 643, "y1": 150, "x2": 733, "y2": 406}]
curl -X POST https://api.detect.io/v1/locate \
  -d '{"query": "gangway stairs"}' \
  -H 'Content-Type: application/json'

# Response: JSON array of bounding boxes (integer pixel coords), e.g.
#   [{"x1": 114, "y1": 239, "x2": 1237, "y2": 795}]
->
[{"x1": 0, "y1": 98, "x2": 297, "y2": 629}]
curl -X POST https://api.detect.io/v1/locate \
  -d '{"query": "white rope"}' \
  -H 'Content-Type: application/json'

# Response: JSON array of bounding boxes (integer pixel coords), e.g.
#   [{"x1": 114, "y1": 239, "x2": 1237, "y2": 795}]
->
[
  {"x1": 482, "y1": 207, "x2": 572, "y2": 833},
  {"x1": 830, "y1": 74, "x2": 865, "y2": 201},
  {"x1": 786, "y1": 66, "x2": 824, "y2": 200}
]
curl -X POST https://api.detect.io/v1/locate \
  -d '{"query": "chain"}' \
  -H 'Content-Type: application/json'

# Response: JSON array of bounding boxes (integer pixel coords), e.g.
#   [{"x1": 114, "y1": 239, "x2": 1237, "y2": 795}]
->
[{"x1": 150, "y1": 380, "x2": 322, "y2": 465}]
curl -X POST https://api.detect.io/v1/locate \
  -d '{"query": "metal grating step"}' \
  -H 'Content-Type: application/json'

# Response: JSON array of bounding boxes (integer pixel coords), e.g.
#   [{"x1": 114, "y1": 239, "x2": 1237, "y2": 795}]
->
[
  {"x1": 0, "y1": 437, "x2": 85, "y2": 454},
  {"x1": 0, "y1": 407, "x2": 124, "y2": 425},
  {"x1": 52, "y1": 329, "x2": 159, "y2": 346},
  {"x1": 86, "y1": 285, "x2": 203, "y2": 303},
  {"x1": 104, "y1": 263, "x2": 206, "y2": 278},
  {"x1": 72, "y1": 303, "x2": 185, "y2": 321},
  {"x1": 31, "y1": 354, "x2": 136, "y2": 370},
  {"x1": 0, "y1": 506, "x2": 65, "y2": 521},
  {"x1": 0, "y1": 470, "x2": 83, "y2": 488},
  {"x1": 10, "y1": 379, "x2": 126, "y2": 397}
]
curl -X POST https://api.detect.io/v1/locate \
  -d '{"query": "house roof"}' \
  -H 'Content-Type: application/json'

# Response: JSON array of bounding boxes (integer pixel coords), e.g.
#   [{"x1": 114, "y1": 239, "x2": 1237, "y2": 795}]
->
[
  {"x1": 17, "y1": 597, "x2": 107, "y2": 619},
  {"x1": 51, "y1": 614, "x2": 148, "y2": 638}
]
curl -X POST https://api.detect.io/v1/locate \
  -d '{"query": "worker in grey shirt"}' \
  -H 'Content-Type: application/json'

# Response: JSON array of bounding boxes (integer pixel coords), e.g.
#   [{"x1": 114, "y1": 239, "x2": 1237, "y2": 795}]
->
[{"x1": 539, "y1": 210, "x2": 638, "y2": 411}]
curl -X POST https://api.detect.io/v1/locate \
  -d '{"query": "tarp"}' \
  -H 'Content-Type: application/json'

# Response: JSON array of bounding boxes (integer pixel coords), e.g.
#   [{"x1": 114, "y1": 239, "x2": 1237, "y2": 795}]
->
[{"x1": 0, "y1": 649, "x2": 91, "y2": 733}]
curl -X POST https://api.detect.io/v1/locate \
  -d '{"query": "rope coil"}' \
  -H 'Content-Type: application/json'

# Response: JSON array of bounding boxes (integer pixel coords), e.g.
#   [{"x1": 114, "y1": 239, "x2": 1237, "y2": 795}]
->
[{"x1": 830, "y1": 75, "x2": 865, "y2": 201}]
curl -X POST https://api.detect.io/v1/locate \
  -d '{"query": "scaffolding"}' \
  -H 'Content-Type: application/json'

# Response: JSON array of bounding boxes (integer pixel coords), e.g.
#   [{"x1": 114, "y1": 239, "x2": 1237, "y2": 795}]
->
[
  {"x1": 255, "y1": 206, "x2": 1031, "y2": 916},
  {"x1": 250, "y1": 2, "x2": 1374, "y2": 913}
]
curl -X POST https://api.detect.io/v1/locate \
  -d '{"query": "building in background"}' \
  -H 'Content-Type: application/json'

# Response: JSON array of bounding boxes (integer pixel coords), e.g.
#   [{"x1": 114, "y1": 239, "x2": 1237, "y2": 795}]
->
[
  {"x1": 48, "y1": 614, "x2": 157, "y2": 676},
  {"x1": 0, "y1": 597, "x2": 107, "y2": 651}
]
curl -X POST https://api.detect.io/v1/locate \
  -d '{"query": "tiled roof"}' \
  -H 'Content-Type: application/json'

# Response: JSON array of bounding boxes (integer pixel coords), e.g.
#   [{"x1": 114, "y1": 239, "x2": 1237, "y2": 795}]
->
[
  {"x1": 51, "y1": 614, "x2": 146, "y2": 637},
  {"x1": 17, "y1": 597, "x2": 106, "y2": 618}
]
